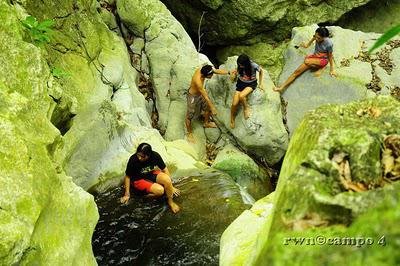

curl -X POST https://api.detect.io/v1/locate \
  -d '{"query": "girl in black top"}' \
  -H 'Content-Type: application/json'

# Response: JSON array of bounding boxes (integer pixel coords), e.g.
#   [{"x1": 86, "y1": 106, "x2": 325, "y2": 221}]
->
[{"x1": 121, "y1": 143, "x2": 181, "y2": 213}]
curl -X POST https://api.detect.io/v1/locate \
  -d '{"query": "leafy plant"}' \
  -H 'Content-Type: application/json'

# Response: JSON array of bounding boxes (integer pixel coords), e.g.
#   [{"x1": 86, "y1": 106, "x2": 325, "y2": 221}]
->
[
  {"x1": 369, "y1": 24, "x2": 400, "y2": 53},
  {"x1": 52, "y1": 67, "x2": 71, "y2": 79},
  {"x1": 21, "y1": 16, "x2": 55, "y2": 46}
]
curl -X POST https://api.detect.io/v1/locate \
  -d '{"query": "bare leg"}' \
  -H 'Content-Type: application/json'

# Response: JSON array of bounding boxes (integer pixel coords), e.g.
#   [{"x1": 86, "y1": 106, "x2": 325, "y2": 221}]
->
[
  {"x1": 230, "y1": 92, "x2": 240, "y2": 129},
  {"x1": 239, "y1": 87, "x2": 254, "y2": 119},
  {"x1": 273, "y1": 63, "x2": 310, "y2": 93},
  {"x1": 203, "y1": 110, "x2": 217, "y2": 128},
  {"x1": 145, "y1": 183, "x2": 165, "y2": 198},
  {"x1": 185, "y1": 112, "x2": 195, "y2": 143},
  {"x1": 313, "y1": 66, "x2": 325, "y2": 77},
  {"x1": 156, "y1": 173, "x2": 180, "y2": 213}
]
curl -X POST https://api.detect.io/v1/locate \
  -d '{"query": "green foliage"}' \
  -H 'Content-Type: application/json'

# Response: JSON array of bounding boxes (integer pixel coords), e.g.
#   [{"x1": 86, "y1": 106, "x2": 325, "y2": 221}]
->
[
  {"x1": 21, "y1": 16, "x2": 55, "y2": 46},
  {"x1": 52, "y1": 67, "x2": 71, "y2": 79},
  {"x1": 369, "y1": 24, "x2": 400, "y2": 53}
]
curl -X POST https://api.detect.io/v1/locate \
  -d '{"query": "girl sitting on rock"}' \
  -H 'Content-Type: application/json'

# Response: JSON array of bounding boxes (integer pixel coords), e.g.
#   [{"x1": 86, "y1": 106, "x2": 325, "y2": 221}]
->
[
  {"x1": 121, "y1": 143, "x2": 181, "y2": 213},
  {"x1": 230, "y1": 54, "x2": 264, "y2": 128},
  {"x1": 273, "y1": 26, "x2": 337, "y2": 93}
]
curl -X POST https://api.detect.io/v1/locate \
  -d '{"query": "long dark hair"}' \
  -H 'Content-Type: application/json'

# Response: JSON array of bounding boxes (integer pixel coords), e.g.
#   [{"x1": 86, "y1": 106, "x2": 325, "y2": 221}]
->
[
  {"x1": 136, "y1": 142, "x2": 152, "y2": 156},
  {"x1": 237, "y1": 54, "x2": 252, "y2": 77}
]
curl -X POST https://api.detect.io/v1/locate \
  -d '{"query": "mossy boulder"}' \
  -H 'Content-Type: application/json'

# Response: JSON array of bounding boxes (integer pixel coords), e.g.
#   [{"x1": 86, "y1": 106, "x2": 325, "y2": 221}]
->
[
  {"x1": 212, "y1": 144, "x2": 272, "y2": 200},
  {"x1": 220, "y1": 192, "x2": 275, "y2": 266},
  {"x1": 0, "y1": 1, "x2": 98, "y2": 264},
  {"x1": 245, "y1": 96, "x2": 400, "y2": 265}
]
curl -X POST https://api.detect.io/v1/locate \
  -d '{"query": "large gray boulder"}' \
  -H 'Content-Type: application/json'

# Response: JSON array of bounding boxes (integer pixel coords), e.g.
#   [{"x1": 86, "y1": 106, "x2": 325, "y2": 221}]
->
[
  {"x1": 207, "y1": 56, "x2": 288, "y2": 165},
  {"x1": 279, "y1": 25, "x2": 400, "y2": 135},
  {"x1": 117, "y1": 0, "x2": 208, "y2": 147}
]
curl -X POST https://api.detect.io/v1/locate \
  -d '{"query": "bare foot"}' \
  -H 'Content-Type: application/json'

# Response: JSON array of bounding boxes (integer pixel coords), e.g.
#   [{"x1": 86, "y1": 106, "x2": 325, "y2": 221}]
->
[
  {"x1": 168, "y1": 200, "x2": 180, "y2": 213},
  {"x1": 187, "y1": 133, "x2": 195, "y2": 143},
  {"x1": 313, "y1": 68, "x2": 324, "y2": 77},
  {"x1": 230, "y1": 120, "x2": 235, "y2": 129},
  {"x1": 273, "y1": 87, "x2": 283, "y2": 93},
  {"x1": 173, "y1": 187, "x2": 181, "y2": 197},
  {"x1": 204, "y1": 121, "x2": 217, "y2": 128},
  {"x1": 244, "y1": 108, "x2": 250, "y2": 120}
]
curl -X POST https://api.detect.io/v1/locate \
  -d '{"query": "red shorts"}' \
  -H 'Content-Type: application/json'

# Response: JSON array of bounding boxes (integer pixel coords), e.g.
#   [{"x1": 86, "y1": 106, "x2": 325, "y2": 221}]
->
[
  {"x1": 132, "y1": 170, "x2": 161, "y2": 193},
  {"x1": 306, "y1": 54, "x2": 328, "y2": 68}
]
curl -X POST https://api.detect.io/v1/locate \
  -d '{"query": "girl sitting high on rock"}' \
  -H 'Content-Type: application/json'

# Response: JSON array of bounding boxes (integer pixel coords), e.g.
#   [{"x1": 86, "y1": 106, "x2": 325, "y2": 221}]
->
[{"x1": 273, "y1": 26, "x2": 337, "y2": 93}]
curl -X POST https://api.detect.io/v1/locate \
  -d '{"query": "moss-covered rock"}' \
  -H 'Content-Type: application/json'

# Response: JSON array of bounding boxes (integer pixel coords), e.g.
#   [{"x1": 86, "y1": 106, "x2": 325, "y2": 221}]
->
[
  {"x1": 246, "y1": 96, "x2": 400, "y2": 265},
  {"x1": 220, "y1": 192, "x2": 275, "y2": 266},
  {"x1": 337, "y1": 0, "x2": 400, "y2": 34},
  {"x1": 0, "y1": 1, "x2": 98, "y2": 264},
  {"x1": 212, "y1": 144, "x2": 272, "y2": 200},
  {"x1": 160, "y1": 0, "x2": 373, "y2": 45}
]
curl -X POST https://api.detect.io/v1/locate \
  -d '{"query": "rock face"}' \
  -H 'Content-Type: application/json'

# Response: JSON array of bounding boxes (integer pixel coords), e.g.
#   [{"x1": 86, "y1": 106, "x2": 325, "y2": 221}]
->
[
  {"x1": 279, "y1": 25, "x2": 400, "y2": 135},
  {"x1": 337, "y1": 0, "x2": 400, "y2": 34},
  {"x1": 117, "y1": 0, "x2": 206, "y2": 143},
  {"x1": 0, "y1": 1, "x2": 98, "y2": 264},
  {"x1": 160, "y1": 0, "x2": 372, "y2": 45},
  {"x1": 207, "y1": 56, "x2": 288, "y2": 165},
  {"x1": 233, "y1": 96, "x2": 400, "y2": 265},
  {"x1": 212, "y1": 145, "x2": 272, "y2": 200}
]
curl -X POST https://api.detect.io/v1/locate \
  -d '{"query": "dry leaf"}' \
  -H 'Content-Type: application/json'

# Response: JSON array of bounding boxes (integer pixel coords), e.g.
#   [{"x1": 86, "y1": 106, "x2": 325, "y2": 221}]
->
[
  {"x1": 382, "y1": 149, "x2": 395, "y2": 175},
  {"x1": 385, "y1": 135, "x2": 400, "y2": 157},
  {"x1": 292, "y1": 213, "x2": 329, "y2": 231},
  {"x1": 332, "y1": 152, "x2": 368, "y2": 192},
  {"x1": 367, "y1": 106, "x2": 382, "y2": 118}
]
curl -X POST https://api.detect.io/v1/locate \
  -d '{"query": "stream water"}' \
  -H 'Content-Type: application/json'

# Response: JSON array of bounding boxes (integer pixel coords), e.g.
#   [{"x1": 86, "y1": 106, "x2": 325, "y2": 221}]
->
[{"x1": 92, "y1": 171, "x2": 249, "y2": 265}]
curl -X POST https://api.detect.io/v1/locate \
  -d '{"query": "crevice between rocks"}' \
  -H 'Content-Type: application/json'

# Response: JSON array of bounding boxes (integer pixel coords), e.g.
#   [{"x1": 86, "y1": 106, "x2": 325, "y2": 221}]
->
[{"x1": 99, "y1": 1, "x2": 160, "y2": 130}]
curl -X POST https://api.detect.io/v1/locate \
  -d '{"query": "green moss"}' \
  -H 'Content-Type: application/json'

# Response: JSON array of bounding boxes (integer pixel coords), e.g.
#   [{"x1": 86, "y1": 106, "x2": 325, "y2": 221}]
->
[
  {"x1": 0, "y1": 1, "x2": 99, "y2": 264},
  {"x1": 247, "y1": 96, "x2": 400, "y2": 265}
]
